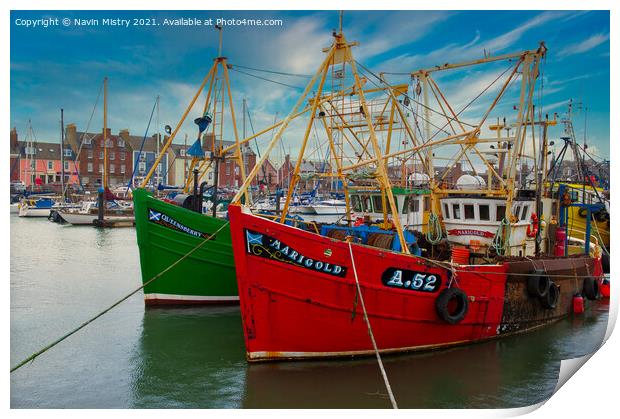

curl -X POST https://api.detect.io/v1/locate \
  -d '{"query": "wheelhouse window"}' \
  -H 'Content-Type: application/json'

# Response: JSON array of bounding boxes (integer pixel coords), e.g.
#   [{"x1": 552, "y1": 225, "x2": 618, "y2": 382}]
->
[
  {"x1": 402, "y1": 196, "x2": 409, "y2": 214},
  {"x1": 496, "y1": 205, "x2": 506, "y2": 221},
  {"x1": 514, "y1": 206, "x2": 521, "y2": 219},
  {"x1": 452, "y1": 203, "x2": 461, "y2": 219},
  {"x1": 479, "y1": 204, "x2": 490, "y2": 221},
  {"x1": 424, "y1": 196, "x2": 430, "y2": 212},
  {"x1": 521, "y1": 205, "x2": 529, "y2": 221},
  {"x1": 464, "y1": 204, "x2": 475, "y2": 220},
  {"x1": 372, "y1": 195, "x2": 383, "y2": 213},
  {"x1": 351, "y1": 195, "x2": 362, "y2": 212},
  {"x1": 362, "y1": 196, "x2": 372, "y2": 212},
  {"x1": 443, "y1": 203, "x2": 450, "y2": 219}
]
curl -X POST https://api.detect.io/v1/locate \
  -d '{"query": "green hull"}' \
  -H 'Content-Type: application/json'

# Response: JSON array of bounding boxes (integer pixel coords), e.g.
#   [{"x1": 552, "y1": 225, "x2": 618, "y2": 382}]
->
[{"x1": 133, "y1": 188, "x2": 237, "y2": 305}]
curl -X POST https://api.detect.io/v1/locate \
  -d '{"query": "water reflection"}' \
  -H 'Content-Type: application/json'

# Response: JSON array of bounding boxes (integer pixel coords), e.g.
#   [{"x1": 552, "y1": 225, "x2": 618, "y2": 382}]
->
[
  {"x1": 242, "y1": 302, "x2": 608, "y2": 409},
  {"x1": 130, "y1": 306, "x2": 247, "y2": 408}
]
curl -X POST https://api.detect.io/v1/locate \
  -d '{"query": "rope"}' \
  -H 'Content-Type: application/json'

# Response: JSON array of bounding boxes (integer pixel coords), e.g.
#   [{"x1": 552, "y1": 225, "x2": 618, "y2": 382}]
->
[
  {"x1": 230, "y1": 63, "x2": 312, "y2": 79},
  {"x1": 491, "y1": 217, "x2": 511, "y2": 256},
  {"x1": 10, "y1": 221, "x2": 230, "y2": 373},
  {"x1": 425, "y1": 212, "x2": 443, "y2": 245},
  {"x1": 347, "y1": 241, "x2": 398, "y2": 409},
  {"x1": 590, "y1": 213, "x2": 610, "y2": 256}
]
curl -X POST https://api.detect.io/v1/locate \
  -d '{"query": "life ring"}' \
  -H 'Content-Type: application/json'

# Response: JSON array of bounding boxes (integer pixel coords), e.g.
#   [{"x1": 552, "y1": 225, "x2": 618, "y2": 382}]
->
[
  {"x1": 542, "y1": 282, "x2": 559, "y2": 309},
  {"x1": 527, "y1": 269, "x2": 550, "y2": 298},
  {"x1": 583, "y1": 277, "x2": 599, "y2": 301},
  {"x1": 435, "y1": 288, "x2": 469, "y2": 324},
  {"x1": 526, "y1": 213, "x2": 539, "y2": 238}
]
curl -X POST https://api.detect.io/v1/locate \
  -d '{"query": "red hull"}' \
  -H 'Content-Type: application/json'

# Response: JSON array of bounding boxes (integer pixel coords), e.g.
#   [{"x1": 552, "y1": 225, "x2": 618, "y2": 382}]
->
[{"x1": 228, "y1": 205, "x2": 601, "y2": 361}]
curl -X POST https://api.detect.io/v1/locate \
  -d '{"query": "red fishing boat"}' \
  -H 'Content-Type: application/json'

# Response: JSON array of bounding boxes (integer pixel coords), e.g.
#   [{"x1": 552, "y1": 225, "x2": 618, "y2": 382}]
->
[
  {"x1": 224, "y1": 29, "x2": 605, "y2": 361},
  {"x1": 228, "y1": 205, "x2": 602, "y2": 361}
]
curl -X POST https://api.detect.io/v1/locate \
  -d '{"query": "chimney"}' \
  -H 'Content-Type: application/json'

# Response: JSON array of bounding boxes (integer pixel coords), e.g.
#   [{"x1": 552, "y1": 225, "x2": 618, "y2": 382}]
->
[
  {"x1": 10, "y1": 127, "x2": 18, "y2": 149},
  {"x1": 65, "y1": 123, "x2": 78, "y2": 151},
  {"x1": 119, "y1": 129, "x2": 130, "y2": 142}
]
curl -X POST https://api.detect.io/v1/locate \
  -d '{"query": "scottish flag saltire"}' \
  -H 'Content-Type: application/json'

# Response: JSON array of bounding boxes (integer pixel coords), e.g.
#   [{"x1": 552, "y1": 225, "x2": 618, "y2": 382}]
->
[
  {"x1": 148, "y1": 209, "x2": 162, "y2": 221},
  {"x1": 187, "y1": 138, "x2": 205, "y2": 157},
  {"x1": 246, "y1": 231, "x2": 263, "y2": 245}
]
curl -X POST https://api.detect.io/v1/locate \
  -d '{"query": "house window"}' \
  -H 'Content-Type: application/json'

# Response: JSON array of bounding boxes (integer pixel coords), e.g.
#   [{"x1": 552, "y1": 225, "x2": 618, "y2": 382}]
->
[
  {"x1": 83, "y1": 137, "x2": 92, "y2": 145},
  {"x1": 105, "y1": 139, "x2": 114, "y2": 147},
  {"x1": 87, "y1": 149, "x2": 93, "y2": 159},
  {"x1": 479, "y1": 205, "x2": 490, "y2": 221},
  {"x1": 64, "y1": 161, "x2": 69, "y2": 171},
  {"x1": 110, "y1": 152, "x2": 115, "y2": 160},
  {"x1": 464, "y1": 204, "x2": 475, "y2": 220},
  {"x1": 47, "y1": 161, "x2": 53, "y2": 170},
  {"x1": 496, "y1": 205, "x2": 506, "y2": 221},
  {"x1": 139, "y1": 162, "x2": 146, "y2": 173},
  {"x1": 99, "y1": 151, "x2": 104, "y2": 159},
  {"x1": 443, "y1": 203, "x2": 450, "y2": 219},
  {"x1": 64, "y1": 149, "x2": 72, "y2": 157},
  {"x1": 120, "y1": 152, "x2": 125, "y2": 161},
  {"x1": 118, "y1": 139, "x2": 125, "y2": 147},
  {"x1": 99, "y1": 164, "x2": 104, "y2": 173},
  {"x1": 452, "y1": 203, "x2": 461, "y2": 219},
  {"x1": 110, "y1": 164, "x2": 115, "y2": 174},
  {"x1": 120, "y1": 164, "x2": 126, "y2": 174},
  {"x1": 87, "y1": 163, "x2": 93, "y2": 173},
  {"x1": 180, "y1": 149, "x2": 186, "y2": 157},
  {"x1": 226, "y1": 162, "x2": 231, "y2": 176}
]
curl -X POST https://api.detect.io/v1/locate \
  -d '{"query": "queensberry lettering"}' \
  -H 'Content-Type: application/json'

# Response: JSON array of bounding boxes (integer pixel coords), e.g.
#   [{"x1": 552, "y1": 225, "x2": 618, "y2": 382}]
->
[{"x1": 148, "y1": 208, "x2": 212, "y2": 239}]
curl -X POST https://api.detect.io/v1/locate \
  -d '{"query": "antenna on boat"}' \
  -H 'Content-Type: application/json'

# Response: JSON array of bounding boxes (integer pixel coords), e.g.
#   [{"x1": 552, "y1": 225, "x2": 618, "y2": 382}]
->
[
  {"x1": 338, "y1": 10, "x2": 344, "y2": 35},
  {"x1": 216, "y1": 24, "x2": 223, "y2": 57}
]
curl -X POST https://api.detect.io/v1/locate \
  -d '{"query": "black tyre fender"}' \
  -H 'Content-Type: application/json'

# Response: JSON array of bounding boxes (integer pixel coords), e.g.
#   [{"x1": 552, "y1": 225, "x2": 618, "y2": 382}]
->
[
  {"x1": 542, "y1": 282, "x2": 559, "y2": 309},
  {"x1": 527, "y1": 269, "x2": 550, "y2": 298},
  {"x1": 583, "y1": 277, "x2": 599, "y2": 300},
  {"x1": 435, "y1": 288, "x2": 469, "y2": 324}
]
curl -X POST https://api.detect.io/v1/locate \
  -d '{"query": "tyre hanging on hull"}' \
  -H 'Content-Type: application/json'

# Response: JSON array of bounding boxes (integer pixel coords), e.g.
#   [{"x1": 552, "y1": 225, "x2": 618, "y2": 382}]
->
[
  {"x1": 527, "y1": 269, "x2": 550, "y2": 298},
  {"x1": 542, "y1": 282, "x2": 559, "y2": 309},
  {"x1": 435, "y1": 288, "x2": 469, "y2": 324},
  {"x1": 583, "y1": 277, "x2": 599, "y2": 300}
]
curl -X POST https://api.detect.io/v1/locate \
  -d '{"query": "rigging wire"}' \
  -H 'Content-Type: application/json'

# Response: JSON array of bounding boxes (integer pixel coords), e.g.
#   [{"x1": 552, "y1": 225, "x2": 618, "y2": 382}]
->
[
  {"x1": 230, "y1": 67, "x2": 306, "y2": 90},
  {"x1": 230, "y1": 63, "x2": 312, "y2": 79}
]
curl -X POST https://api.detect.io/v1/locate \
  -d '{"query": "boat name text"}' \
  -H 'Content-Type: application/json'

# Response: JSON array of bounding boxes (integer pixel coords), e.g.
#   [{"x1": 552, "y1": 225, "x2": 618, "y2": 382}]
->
[
  {"x1": 148, "y1": 209, "x2": 213, "y2": 239},
  {"x1": 382, "y1": 268, "x2": 442, "y2": 293},
  {"x1": 245, "y1": 229, "x2": 346, "y2": 277}
]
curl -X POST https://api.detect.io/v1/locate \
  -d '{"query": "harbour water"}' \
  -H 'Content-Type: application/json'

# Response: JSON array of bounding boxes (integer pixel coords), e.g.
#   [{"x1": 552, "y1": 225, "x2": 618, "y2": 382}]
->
[{"x1": 10, "y1": 214, "x2": 609, "y2": 408}]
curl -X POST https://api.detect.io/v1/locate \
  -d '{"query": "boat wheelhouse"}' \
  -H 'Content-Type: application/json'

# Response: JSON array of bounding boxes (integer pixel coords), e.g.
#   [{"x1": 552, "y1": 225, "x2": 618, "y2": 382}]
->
[{"x1": 349, "y1": 187, "x2": 430, "y2": 232}]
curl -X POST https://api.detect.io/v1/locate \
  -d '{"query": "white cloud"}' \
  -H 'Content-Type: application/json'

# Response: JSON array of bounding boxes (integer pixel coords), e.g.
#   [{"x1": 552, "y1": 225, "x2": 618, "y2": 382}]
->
[{"x1": 556, "y1": 33, "x2": 610, "y2": 58}]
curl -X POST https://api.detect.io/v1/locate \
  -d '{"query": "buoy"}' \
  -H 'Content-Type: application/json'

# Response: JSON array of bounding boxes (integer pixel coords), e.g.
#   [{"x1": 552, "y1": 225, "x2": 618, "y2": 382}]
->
[
  {"x1": 600, "y1": 278, "x2": 610, "y2": 299},
  {"x1": 573, "y1": 293, "x2": 585, "y2": 314}
]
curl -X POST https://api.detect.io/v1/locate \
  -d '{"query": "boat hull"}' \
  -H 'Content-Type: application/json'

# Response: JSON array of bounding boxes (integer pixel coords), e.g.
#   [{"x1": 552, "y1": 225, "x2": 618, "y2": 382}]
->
[
  {"x1": 17, "y1": 206, "x2": 51, "y2": 217},
  {"x1": 228, "y1": 204, "x2": 602, "y2": 361},
  {"x1": 133, "y1": 188, "x2": 237, "y2": 305}
]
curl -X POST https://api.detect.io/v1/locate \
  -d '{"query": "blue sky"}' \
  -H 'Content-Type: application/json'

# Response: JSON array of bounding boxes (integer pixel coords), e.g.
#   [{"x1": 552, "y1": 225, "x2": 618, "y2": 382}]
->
[{"x1": 10, "y1": 10, "x2": 610, "y2": 163}]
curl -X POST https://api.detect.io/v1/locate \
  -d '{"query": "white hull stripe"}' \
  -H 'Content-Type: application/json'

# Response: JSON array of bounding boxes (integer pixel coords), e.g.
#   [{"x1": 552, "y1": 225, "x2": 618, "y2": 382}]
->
[{"x1": 144, "y1": 293, "x2": 239, "y2": 302}]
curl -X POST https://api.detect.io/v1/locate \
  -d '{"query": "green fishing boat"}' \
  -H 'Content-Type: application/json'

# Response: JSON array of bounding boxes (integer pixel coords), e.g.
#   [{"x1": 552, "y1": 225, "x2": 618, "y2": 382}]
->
[{"x1": 133, "y1": 188, "x2": 237, "y2": 305}]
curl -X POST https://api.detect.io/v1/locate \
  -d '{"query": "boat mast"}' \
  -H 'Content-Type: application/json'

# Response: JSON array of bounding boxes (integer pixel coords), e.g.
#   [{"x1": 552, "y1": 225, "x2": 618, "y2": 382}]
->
[
  {"x1": 103, "y1": 77, "x2": 108, "y2": 190},
  {"x1": 60, "y1": 108, "x2": 65, "y2": 201}
]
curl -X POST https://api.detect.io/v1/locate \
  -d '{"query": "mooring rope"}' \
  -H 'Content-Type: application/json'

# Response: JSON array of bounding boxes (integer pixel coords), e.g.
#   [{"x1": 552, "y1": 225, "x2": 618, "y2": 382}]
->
[
  {"x1": 347, "y1": 241, "x2": 398, "y2": 409},
  {"x1": 10, "y1": 221, "x2": 231, "y2": 373}
]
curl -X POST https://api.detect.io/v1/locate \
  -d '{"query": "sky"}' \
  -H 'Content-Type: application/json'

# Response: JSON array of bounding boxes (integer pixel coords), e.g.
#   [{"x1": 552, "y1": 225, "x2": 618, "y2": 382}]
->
[{"x1": 10, "y1": 10, "x2": 611, "y2": 165}]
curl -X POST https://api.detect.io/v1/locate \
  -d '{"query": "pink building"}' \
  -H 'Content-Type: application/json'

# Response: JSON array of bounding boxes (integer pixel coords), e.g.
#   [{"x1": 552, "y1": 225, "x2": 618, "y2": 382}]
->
[{"x1": 15, "y1": 139, "x2": 80, "y2": 188}]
